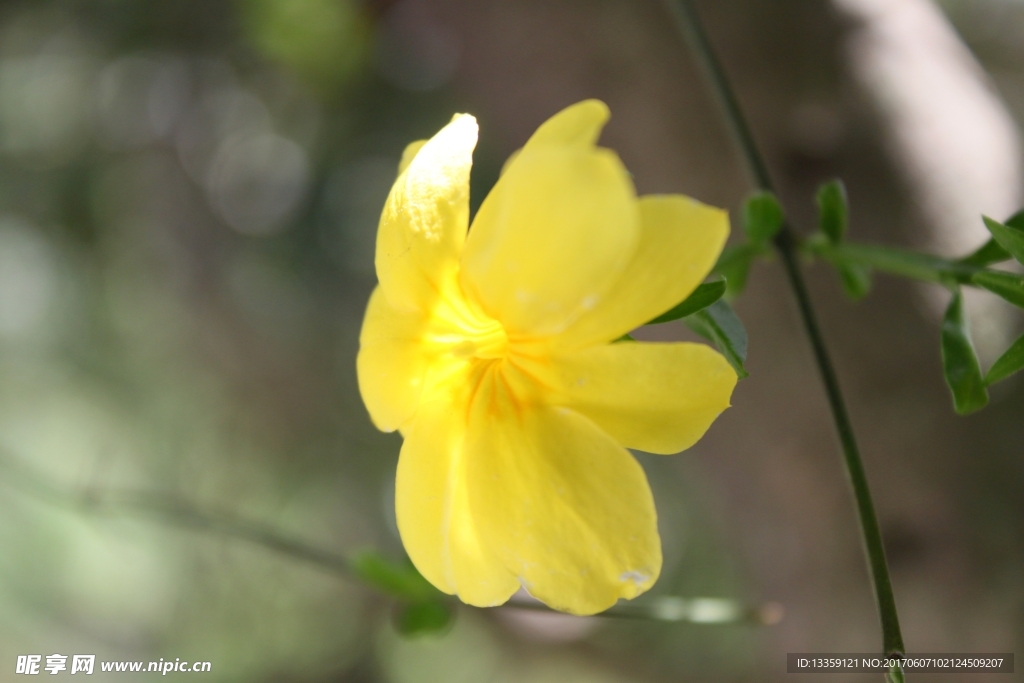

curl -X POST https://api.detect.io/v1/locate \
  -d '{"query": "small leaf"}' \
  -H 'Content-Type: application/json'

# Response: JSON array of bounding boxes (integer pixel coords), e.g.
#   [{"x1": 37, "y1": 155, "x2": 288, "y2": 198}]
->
[
  {"x1": 1006, "y1": 208, "x2": 1024, "y2": 230},
  {"x1": 816, "y1": 179, "x2": 848, "y2": 244},
  {"x1": 647, "y1": 280, "x2": 727, "y2": 324},
  {"x1": 350, "y1": 551, "x2": 438, "y2": 601},
  {"x1": 713, "y1": 243, "x2": 760, "y2": 298},
  {"x1": 614, "y1": 333, "x2": 637, "y2": 343},
  {"x1": 982, "y1": 215, "x2": 1024, "y2": 266},
  {"x1": 958, "y1": 238, "x2": 1012, "y2": 267},
  {"x1": 742, "y1": 191, "x2": 784, "y2": 244},
  {"x1": 393, "y1": 600, "x2": 455, "y2": 637},
  {"x1": 837, "y1": 262, "x2": 872, "y2": 300},
  {"x1": 971, "y1": 270, "x2": 1024, "y2": 308},
  {"x1": 966, "y1": 210, "x2": 1024, "y2": 266},
  {"x1": 685, "y1": 300, "x2": 749, "y2": 379},
  {"x1": 940, "y1": 289, "x2": 988, "y2": 414},
  {"x1": 985, "y1": 332, "x2": 1024, "y2": 386}
]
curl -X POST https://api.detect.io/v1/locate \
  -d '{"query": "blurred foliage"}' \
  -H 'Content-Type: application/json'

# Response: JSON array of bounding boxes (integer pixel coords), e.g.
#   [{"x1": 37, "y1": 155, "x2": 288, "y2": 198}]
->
[
  {"x1": 0, "y1": 0, "x2": 758, "y2": 680},
  {"x1": 238, "y1": 0, "x2": 371, "y2": 94},
  {"x1": 815, "y1": 180, "x2": 847, "y2": 246},
  {"x1": 742, "y1": 191, "x2": 784, "y2": 245}
]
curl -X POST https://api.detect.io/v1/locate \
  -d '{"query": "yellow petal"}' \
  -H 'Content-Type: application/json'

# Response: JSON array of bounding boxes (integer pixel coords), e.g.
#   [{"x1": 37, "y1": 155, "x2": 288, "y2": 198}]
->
[
  {"x1": 558, "y1": 195, "x2": 729, "y2": 350},
  {"x1": 460, "y1": 145, "x2": 639, "y2": 336},
  {"x1": 521, "y1": 99, "x2": 610, "y2": 150},
  {"x1": 464, "y1": 373, "x2": 662, "y2": 615},
  {"x1": 398, "y1": 140, "x2": 427, "y2": 175},
  {"x1": 376, "y1": 115, "x2": 476, "y2": 313},
  {"x1": 356, "y1": 287, "x2": 432, "y2": 432},
  {"x1": 396, "y1": 388, "x2": 520, "y2": 606},
  {"x1": 496, "y1": 99, "x2": 609, "y2": 177},
  {"x1": 512, "y1": 342, "x2": 737, "y2": 454}
]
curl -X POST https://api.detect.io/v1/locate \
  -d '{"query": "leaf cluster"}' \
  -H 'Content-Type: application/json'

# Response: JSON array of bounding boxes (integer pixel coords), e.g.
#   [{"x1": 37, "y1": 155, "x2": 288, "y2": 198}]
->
[
  {"x1": 703, "y1": 177, "x2": 1024, "y2": 415},
  {"x1": 801, "y1": 179, "x2": 1024, "y2": 414},
  {"x1": 940, "y1": 212, "x2": 1024, "y2": 413}
]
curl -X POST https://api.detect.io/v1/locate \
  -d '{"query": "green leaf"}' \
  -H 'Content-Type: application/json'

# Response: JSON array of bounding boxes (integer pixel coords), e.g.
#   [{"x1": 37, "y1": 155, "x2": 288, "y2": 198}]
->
[
  {"x1": 393, "y1": 600, "x2": 455, "y2": 637},
  {"x1": 940, "y1": 290, "x2": 988, "y2": 414},
  {"x1": 816, "y1": 179, "x2": 848, "y2": 244},
  {"x1": 349, "y1": 551, "x2": 438, "y2": 601},
  {"x1": 647, "y1": 280, "x2": 727, "y2": 324},
  {"x1": 985, "y1": 332, "x2": 1024, "y2": 386},
  {"x1": 982, "y1": 215, "x2": 1024, "y2": 266},
  {"x1": 713, "y1": 243, "x2": 761, "y2": 298},
  {"x1": 742, "y1": 191, "x2": 784, "y2": 244},
  {"x1": 970, "y1": 270, "x2": 1024, "y2": 308},
  {"x1": 684, "y1": 300, "x2": 749, "y2": 379},
  {"x1": 837, "y1": 262, "x2": 872, "y2": 300},
  {"x1": 958, "y1": 238, "x2": 1012, "y2": 267},
  {"x1": 965, "y1": 211, "x2": 1024, "y2": 266},
  {"x1": 613, "y1": 333, "x2": 636, "y2": 343}
]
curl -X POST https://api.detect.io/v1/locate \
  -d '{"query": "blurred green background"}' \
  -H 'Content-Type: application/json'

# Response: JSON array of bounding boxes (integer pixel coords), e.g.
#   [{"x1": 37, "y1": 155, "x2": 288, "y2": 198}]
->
[{"x1": 0, "y1": 0, "x2": 1021, "y2": 681}]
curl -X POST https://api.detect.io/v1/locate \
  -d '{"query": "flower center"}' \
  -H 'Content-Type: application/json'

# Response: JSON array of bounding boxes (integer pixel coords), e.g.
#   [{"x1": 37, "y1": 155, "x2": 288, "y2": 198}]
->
[
  {"x1": 429, "y1": 288, "x2": 509, "y2": 362},
  {"x1": 451, "y1": 316, "x2": 507, "y2": 360}
]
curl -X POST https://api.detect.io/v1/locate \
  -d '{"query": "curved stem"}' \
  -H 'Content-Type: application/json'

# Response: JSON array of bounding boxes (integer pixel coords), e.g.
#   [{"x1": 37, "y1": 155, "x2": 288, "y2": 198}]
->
[
  {"x1": 664, "y1": 0, "x2": 774, "y2": 192},
  {"x1": 776, "y1": 235, "x2": 906, "y2": 658},
  {"x1": 665, "y1": 0, "x2": 905, "y2": 657}
]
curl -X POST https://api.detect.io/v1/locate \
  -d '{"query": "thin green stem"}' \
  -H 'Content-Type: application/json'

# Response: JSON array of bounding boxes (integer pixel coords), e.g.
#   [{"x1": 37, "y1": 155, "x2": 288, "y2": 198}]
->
[
  {"x1": 776, "y1": 236, "x2": 905, "y2": 658},
  {"x1": 664, "y1": 0, "x2": 774, "y2": 192},
  {"x1": 0, "y1": 450, "x2": 777, "y2": 625},
  {"x1": 666, "y1": 0, "x2": 906, "y2": 657},
  {"x1": 806, "y1": 239, "x2": 990, "y2": 284}
]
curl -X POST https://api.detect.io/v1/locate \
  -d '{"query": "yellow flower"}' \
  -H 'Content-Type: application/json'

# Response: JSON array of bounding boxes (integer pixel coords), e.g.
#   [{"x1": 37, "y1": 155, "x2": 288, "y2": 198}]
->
[{"x1": 357, "y1": 100, "x2": 737, "y2": 615}]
